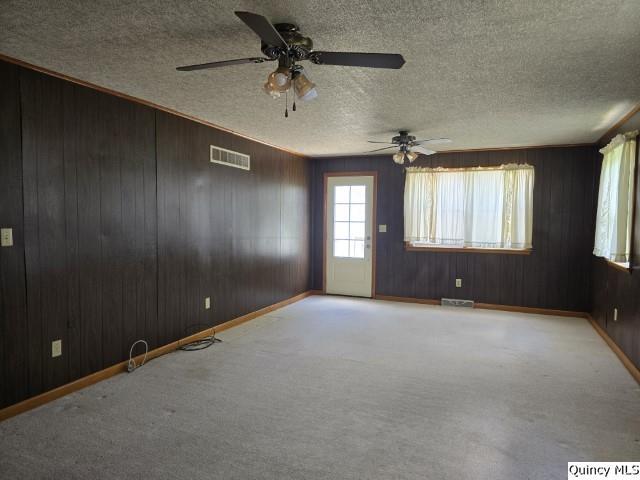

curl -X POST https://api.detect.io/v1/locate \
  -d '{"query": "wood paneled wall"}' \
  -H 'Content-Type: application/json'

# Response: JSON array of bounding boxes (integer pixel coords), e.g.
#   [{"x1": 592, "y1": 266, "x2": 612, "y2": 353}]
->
[
  {"x1": 0, "y1": 61, "x2": 29, "y2": 407},
  {"x1": 591, "y1": 110, "x2": 640, "y2": 370},
  {"x1": 0, "y1": 60, "x2": 310, "y2": 409},
  {"x1": 311, "y1": 147, "x2": 600, "y2": 312}
]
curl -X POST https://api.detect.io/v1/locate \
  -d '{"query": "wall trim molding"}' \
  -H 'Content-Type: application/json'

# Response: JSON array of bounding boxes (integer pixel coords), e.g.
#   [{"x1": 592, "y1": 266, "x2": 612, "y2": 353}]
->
[
  {"x1": 586, "y1": 314, "x2": 640, "y2": 385},
  {"x1": 0, "y1": 290, "x2": 313, "y2": 422},
  {"x1": 597, "y1": 103, "x2": 640, "y2": 146},
  {"x1": 3, "y1": 54, "x2": 628, "y2": 159},
  {"x1": 372, "y1": 293, "x2": 640, "y2": 385},
  {"x1": 0, "y1": 53, "x2": 307, "y2": 159},
  {"x1": 473, "y1": 302, "x2": 587, "y2": 318},
  {"x1": 373, "y1": 294, "x2": 587, "y2": 317},
  {"x1": 310, "y1": 143, "x2": 596, "y2": 160}
]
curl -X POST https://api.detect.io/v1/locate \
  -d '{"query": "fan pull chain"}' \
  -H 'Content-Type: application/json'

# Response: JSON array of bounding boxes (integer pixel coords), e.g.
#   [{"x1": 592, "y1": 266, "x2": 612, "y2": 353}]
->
[{"x1": 285, "y1": 90, "x2": 289, "y2": 118}]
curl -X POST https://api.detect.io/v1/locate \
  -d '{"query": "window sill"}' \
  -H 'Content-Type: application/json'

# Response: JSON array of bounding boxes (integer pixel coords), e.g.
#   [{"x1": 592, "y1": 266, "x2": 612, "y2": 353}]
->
[
  {"x1": 605, "y1": 259, "x2": 631, "y2": 273},
  {"x1": 404, "y1": 243, "x2": 532, "y2": 255}
]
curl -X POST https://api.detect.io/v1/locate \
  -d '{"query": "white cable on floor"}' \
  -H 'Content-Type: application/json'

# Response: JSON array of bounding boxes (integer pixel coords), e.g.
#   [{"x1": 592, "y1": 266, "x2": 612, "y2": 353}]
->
[{"x1": 127, "y1": 340, "x2": 148, "y2": 373}]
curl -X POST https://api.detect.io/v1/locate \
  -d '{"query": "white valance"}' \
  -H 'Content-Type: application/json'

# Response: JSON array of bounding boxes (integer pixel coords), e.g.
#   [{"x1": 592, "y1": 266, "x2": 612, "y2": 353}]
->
[{"x1": 404, "y1": 163, "x2": 534, "y2": 249}]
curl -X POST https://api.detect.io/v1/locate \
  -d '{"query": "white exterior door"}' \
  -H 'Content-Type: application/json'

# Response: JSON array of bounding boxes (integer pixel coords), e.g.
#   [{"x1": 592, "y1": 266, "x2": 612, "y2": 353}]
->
[{"x1": 325, "y1": 175, "x2": 375, "y2": 297}]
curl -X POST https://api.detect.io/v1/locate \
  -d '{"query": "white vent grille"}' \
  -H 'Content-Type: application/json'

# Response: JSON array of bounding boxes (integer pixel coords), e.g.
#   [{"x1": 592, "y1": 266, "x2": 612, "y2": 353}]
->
[
  {"x1": 441, "y1": 298, "x2": 474, "y2": 308},
  {"x1": 210, "y1": 145, "x2": 250, "y2": 170}
]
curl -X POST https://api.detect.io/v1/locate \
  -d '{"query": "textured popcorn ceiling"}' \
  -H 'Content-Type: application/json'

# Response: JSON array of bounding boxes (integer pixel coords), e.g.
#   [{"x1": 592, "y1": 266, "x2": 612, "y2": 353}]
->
[{"x1": 1, "y1": 0, "x2": 640, "y2": 156}]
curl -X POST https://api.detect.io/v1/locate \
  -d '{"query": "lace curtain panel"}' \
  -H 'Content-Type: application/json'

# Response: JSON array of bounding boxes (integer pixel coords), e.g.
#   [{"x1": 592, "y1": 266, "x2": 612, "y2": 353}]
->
[{"x1": 404, "y1": 164, "x2": 535, "y2": 249}]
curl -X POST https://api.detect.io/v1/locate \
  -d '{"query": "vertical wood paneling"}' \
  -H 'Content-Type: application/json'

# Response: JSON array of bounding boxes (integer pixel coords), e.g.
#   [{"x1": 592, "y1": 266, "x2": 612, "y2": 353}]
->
[
  {"x1": 21, "y1": 69, "x2": 68, "y2": 395},
  {"x1": 0, "y1": 59, "x2": 309, "y2": 409},
  {"x1": 591, "y1": 123, "x2": 640, "y2": 371},
  {"x1": 0, "y1": 62, "x2": 28, "y2": 407},
  {"x1": 62, "y1": 82, "x2": 81, "y2": 381},
  {"x1": 155, "y1": 113, "x2": 309, "y2": 339},
  {"x1": 311, "y1": 147, "x2": 599, "y2": 312}
]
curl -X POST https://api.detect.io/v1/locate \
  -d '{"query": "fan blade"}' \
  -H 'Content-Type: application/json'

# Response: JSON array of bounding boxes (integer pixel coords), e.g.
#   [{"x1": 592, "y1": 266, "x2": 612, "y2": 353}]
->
[
  {"x1": 367, "y1": 146, "x2": 397, "y2": 153},
  {"x1": 413, "y1": 138, "x2": 452, "y2": 145},
  {"x1": 310, "y1": 51, "x2": 405, "y2": 69},
  {"x1": 367, "y1": 140, "x2": 396, "y2": 144},
  {"x1": 412, "y1": 146, "x2": 437, "y2": 156},
  {"x1": 176, "y1": 57, "x2": 273, "y2": 71},
  {"x1": 235, "y1": 11, "x2": 288, "y2": 49}
]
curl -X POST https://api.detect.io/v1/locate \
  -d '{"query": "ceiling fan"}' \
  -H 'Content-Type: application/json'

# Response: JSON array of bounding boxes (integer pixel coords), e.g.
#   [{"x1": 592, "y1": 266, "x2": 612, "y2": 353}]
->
[
  {"x1": 367, "y1": 131, "x2": 452, "y2": 164},
  {"x1": 176, "y1": 11, "x2": 405, "y2": 115}
]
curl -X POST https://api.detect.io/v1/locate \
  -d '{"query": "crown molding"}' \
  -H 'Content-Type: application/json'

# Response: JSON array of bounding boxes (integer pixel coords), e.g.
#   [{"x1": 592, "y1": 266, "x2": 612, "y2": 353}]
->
[
  {"x1": 0, "y1": 53, "x2": 308, "y2": 159},
  {"x1": 597, "y1": 103, "x2": 640, "y2": 146}
]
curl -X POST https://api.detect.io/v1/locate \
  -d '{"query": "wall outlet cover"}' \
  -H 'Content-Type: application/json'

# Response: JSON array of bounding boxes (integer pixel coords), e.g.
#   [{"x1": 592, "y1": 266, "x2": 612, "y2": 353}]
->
[
  {"x1": 455, "y1": 278, "x2": 462, "y2": 288},
  {"x1": 378, "y1": 224, "x2": 387, "y2": 233},
  {"x1": 52, "y1": 339, "x2": 62, "y2": 358},
  {"x1": 205, "y1": 297, "x2": 211, "y2": 309},
  {"x1": 1, "y1": 228, "x2": 13, "y2": 247}
]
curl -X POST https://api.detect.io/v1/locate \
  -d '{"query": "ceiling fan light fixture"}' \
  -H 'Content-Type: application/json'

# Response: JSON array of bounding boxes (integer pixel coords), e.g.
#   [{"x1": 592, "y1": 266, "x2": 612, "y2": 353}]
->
[
  {"x1": 406, "y1": 151, "x2": 418, "y2": 162},
  {"x1": 262, "y1": 81, "x2": 281, "y2": 98},
  {"x1": 293, "y1": 71, "x2": 318, "y2": 101},
  {"x1": 267, "y1": 66, "x2": 291, "y2": 92},
  {"x1": 393, "y1": 151, "x2": 405, "y2": 164}
]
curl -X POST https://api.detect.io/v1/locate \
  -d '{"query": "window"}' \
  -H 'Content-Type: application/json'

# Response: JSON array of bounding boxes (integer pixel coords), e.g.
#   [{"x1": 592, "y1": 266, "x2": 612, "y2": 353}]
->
[
  {"x1": 593, "y1": 131, "x2": 638, "y2": 267},
  {"x1": 404, "y1": 164, "x2": 534, "y2": 251},
  {"x1": 334, "y1": 185, "x2": 366, "y2": 258}
]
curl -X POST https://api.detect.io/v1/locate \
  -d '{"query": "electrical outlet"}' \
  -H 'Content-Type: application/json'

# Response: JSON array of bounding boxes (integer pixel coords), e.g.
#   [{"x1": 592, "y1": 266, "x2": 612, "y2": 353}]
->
[
  {"x1": 613, "y1": 308, "x2": 618, "y2": 322},
  {"x1": 378, "y1": 224, "x2": 387, "y2": 233},
  {"x1": 455, "y1": 278, "x2": 462, "y2": 288},
  {"x1": 51, "y1": 340, "x2": 62, "y2": 358},
  {"x1": 205, "y1": 297, "x2": 211, "y2": 310},
  {"x1": 1, "y1": 228, "x2": 13, "y2": 247}
]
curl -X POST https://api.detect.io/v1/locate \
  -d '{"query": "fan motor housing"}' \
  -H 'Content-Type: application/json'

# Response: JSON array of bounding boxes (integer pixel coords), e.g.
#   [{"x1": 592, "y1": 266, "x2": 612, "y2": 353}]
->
[
  {"x1": 262, "y1": 23, "x2": 314, "y2": 61},
  {"x1": 392, "y1": 131, "x2": 416, "y2": 146}
]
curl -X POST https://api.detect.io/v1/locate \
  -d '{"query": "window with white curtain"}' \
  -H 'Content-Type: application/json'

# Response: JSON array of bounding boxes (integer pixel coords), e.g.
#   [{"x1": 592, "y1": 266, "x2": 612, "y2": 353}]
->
[
  {"x1": 593, "y1": 131, "x2": 638, "y2": 266},
  {"x1": 404, "y1": 164, "x2": 534, "y2": 250}
]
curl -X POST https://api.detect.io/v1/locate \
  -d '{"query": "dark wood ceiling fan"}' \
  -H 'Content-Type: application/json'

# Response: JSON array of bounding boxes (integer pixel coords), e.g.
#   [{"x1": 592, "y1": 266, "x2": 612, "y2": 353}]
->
[
  {"x1": 367, "y1": 131, "x2": 452, "y2": 164},
  {"x1": 176, "y1": 11, "x2": 406, "y2": 72}
]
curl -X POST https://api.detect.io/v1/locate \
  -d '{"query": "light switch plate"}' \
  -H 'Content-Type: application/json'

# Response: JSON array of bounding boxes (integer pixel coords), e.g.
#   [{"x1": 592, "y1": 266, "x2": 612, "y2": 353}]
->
[
  {"x1": 378, "y1": 224, "x2": 387, "y2": 233},
  {"x1": 205, "y1": 297, "x2": 211, "y2": 310},
  {"x1": 52, "y1": 340, "x2": 62, "y2": 358},
  {"x1": 1, "y1": 228, "x2": 13, "y2": 247},
  {"x1": 455, "y1": 278, "x2": 462, "y2": 288}
]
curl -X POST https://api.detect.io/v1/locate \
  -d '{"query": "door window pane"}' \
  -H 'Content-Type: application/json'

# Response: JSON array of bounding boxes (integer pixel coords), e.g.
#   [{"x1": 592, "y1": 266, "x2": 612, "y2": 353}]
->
[
  {"x1": 334, "y1": 240, "x2": 349, "y2": 257},
  {"x1": 334, "y1": 221, "x2": 350, "y2": 240},
  {"x1": 350, "y1": 185, "x2": 366, "y2": 203},
  {"x1": 350, "y1": 204, "x2": 365, "y2": 222},
  {"x1": 335, "y1": 204, "x2": 349, "y2": 221},
  {"x1": 350, "y1": 222, "x2": 365, "y2": 240},
  {"x1": 335, "y1": 186, "x2": 350, "y2": 203}
]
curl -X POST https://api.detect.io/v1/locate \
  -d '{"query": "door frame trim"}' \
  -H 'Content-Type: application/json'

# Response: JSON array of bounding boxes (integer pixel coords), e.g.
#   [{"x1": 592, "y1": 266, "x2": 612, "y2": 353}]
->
[{"x1": 323, "y1": 171, "x2": 378, "y2": 297}]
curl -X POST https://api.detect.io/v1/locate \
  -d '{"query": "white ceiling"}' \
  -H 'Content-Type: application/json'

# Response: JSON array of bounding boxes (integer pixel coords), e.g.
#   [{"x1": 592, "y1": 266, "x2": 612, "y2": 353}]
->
[{"x1": 2, "y1": 0, "x2": 639, "y2": 156}]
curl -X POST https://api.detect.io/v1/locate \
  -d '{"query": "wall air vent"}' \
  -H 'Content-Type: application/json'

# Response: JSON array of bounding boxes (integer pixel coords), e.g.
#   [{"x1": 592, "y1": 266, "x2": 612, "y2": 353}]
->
[
  {"x1": 441, "y1": 298, "x2": 474, "y2": 308},
  {"x1": 210, "y1": 145, "x2": 250, "y2": 171}
]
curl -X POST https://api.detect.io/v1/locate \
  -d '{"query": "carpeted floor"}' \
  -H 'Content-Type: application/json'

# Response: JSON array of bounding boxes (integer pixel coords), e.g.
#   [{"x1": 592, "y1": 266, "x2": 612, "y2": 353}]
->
[{"x1": 1, "y1": 296, "x2": 639, "y2": 479}]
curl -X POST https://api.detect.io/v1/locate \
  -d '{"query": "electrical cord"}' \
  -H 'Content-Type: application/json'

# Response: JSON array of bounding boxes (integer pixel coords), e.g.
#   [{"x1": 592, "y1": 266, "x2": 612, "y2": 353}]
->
[
  {"x1": 178, "y1": 325, "x2": 222, "y2": 351},
  {"x1": 127, "y1": 340, "x2": 149, "y2": 373}
]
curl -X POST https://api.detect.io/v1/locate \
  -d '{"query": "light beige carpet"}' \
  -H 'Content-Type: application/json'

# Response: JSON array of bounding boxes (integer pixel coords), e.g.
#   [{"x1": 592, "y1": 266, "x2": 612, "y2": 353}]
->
[{"x1": 1, "y1": 296, "x2": 639, "y2": 479}]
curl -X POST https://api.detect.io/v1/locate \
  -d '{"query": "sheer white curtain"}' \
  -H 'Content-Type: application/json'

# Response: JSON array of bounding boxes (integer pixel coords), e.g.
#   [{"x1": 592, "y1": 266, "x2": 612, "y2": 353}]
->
[
  {"x1": 593, "y1": 131, "x2": 638, "y2": 263},
  {"x1": 404, "y1": 164, "x2": 534, "y2": 249}
]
